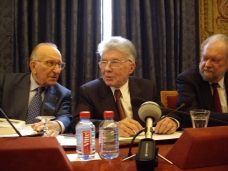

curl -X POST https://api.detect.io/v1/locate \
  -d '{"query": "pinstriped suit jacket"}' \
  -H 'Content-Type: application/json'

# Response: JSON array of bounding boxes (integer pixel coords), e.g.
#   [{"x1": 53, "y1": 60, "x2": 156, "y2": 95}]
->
[
  {"x1": 71, "y1": 77, "x2": 176, "y2": 133},
  {"x1": 0, "y1": 73, "x2": 72, "y2": 132}
]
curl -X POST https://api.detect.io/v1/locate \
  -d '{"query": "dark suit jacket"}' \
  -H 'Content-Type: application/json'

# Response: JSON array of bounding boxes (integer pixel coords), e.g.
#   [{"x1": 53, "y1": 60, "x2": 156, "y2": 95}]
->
[
  {"x1": 0, "y1": 73, "x2": 72, "y2": 133},
  {"x1": 71, "y1": 77, "x2": 181, "y2": 133},
  {"x1": 176, "y1": 67, "x2": 228, "y2": 127}
]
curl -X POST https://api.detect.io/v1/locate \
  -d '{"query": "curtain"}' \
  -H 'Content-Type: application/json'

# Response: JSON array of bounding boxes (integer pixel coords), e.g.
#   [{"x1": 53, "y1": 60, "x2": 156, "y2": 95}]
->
[
  {"x1": 0, "y1": 0, "x2": 101, "y2": 113},
  {"x1": 112, "y1": 0, "x2": 199, "y2": 92}
]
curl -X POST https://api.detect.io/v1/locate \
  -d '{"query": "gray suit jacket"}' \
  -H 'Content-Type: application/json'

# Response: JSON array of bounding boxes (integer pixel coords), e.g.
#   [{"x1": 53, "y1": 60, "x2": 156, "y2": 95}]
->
[
  {"x1": 71, "y1": 77, "x2": 181, "y2": 133},
  {"x1": 176, "y1": 67, "x2": 228, "y2": 127},
  {"x1": 0, "y1": 73, "x2": 72, "y2": 132}
]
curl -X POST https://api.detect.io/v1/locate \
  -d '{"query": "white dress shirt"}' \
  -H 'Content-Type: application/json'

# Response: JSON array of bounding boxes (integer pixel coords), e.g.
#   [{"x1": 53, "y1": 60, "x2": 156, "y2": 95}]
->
[{"x1": 110, "y1": 80, "x2": 133, "y2": 118}]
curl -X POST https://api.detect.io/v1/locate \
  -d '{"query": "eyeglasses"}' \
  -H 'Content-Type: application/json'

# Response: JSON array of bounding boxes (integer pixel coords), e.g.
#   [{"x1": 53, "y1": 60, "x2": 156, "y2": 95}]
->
[
  {"x1": 98, "y1": 60, "x2": 132, "y2": 68},
  {"x1": 35, "y1": 60, "x2": 66, "y2": 70}
]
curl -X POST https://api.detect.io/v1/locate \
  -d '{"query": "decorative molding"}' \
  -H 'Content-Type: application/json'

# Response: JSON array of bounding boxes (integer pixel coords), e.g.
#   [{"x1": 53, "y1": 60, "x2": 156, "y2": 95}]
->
[{"x1": 199, "y1": 0, "x2": 228, "y2": 44}]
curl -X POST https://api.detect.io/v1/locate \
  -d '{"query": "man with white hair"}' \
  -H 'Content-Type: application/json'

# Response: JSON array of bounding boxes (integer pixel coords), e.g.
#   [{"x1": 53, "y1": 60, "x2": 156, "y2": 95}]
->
[{"x1": 176, "y1": 34, "x2": 228, "y2": 128}]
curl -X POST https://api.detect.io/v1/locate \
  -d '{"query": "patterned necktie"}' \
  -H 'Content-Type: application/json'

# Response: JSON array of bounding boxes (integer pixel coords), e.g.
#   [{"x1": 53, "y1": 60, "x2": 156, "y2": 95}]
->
[
  {"x1": 114, "y1": 89, "x2": 126, "y2": 120},
  {"x1": 26, "y1": 87, "x2": 45, "y2": 124},
  {"x1": 211, "y1": 83, "x2": 222, "y2": 112}
]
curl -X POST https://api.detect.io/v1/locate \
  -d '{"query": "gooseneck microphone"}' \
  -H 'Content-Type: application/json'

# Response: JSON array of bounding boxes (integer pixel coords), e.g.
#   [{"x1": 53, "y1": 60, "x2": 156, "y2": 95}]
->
[{"x1": 0, "y1": 108, "x2": 44, "y2": 137}]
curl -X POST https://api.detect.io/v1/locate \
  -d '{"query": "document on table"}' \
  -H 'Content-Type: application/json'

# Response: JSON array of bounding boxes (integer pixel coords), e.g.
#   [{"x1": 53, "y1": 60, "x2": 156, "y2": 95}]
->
[
  {"x1": 0, "y1": 124, "x2": 36, "y2": 137},
  {"x1": 119, "y1": 131, "x2": 183, "y2": 143},
  {"x1": 56, "y1": 135, "x2": 76, "y2": 147}
]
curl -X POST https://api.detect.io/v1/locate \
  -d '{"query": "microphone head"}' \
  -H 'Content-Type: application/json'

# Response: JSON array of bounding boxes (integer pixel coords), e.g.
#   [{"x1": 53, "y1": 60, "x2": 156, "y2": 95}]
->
[
  {"x1": 138, "y1": 101, "x2": 161, "y2": 123},
  {"x1": 131, "y1": 97, "x2": 147, "y2": 107}
]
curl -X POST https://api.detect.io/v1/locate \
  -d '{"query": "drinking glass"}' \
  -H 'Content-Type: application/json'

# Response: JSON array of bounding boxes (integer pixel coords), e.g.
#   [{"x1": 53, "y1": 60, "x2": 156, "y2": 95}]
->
[
  {"x1": 35, "y1": 116, "x2": 55, "y2": 136},
  {"x1": 190, "y1": 109, "x2": 210, "y2": 128}
]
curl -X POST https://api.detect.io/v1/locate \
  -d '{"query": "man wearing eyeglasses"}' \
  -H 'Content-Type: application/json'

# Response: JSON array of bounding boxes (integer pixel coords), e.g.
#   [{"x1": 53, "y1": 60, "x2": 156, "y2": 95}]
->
[
  {"x1": 71, "y1": 36, "x2": 181, "y2": 137},
  {"x1": 0, "y1": 43, "x2": 72, "y2": 137}
]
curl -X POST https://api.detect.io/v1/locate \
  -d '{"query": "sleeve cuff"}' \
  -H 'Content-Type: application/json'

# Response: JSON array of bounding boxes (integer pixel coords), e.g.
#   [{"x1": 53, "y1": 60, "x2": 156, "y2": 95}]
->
[
  {"x1": 56, "y1": 120, "x2": 65, "y2": 134},
  {"x1": 168, "y1": 117, "x2": 180, "y2": 129}
]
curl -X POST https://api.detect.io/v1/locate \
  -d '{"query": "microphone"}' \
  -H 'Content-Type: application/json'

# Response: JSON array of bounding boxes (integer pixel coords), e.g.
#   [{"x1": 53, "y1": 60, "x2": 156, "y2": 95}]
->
[
  {"x1": 138, "y1": 101, "x2": 161, "y2": 138},
  {"x1": 131, "y1": 97, "x2": 146, "y2": 108},
  {"x1": 134, "y1": 100, "x2": 161, "y2": 171},
  {"x1": 0, "y1": 108, "x2": 44, "y2": 137},
  {"x1": 159, "y1": 99, "x2": 191, "y2": 120}
]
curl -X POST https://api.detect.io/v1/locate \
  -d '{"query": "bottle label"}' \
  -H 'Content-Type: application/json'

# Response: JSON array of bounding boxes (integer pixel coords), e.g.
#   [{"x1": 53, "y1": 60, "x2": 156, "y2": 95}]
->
[{"x1": 82, "y1": 130, "x2": 91, "y2": 155}]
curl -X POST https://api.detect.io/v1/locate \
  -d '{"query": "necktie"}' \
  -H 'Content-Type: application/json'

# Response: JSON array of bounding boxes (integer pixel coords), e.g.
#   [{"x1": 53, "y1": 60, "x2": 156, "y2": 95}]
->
[
  {"x1": 211, "y1": 83, "x2": 222, "y2": 112},
  {"x1": 26, "y1": 87, "x2": 45, "y2": 124},
  {"x1": 114, "y1": 89, "x2": 126, "y2": 120}
]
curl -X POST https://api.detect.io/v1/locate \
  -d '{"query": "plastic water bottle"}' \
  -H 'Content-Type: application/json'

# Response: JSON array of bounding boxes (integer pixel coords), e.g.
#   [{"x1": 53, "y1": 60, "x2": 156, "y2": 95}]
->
[
  {"x1": 99, "y1": 111, "x2": 119, "y2": 159},
  {"x1": 76, "y1": 111, "x2": 95, "y2": 160}
]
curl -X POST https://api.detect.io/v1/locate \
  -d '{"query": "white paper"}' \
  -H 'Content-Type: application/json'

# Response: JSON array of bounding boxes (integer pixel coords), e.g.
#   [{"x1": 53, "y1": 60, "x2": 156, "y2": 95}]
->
[
  {"x1": 0, "y1": 125, "x2": 36, "y2": 137},
  {"x1": 119, "y1": 131, "x2": 182, "y2": 142},
  {"x1": 56, "y1": 135, "x2": 76, "y2": 147}
]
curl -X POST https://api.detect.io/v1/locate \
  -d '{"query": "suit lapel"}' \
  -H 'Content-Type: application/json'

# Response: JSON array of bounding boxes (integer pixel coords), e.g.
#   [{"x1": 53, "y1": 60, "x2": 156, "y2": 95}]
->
[
  {"x1": 42, "y1": 86, "x2": 60, "y2": 116},
  {"x1": 200, "y1": 79, "x2": 214, "y2": 110},
  {"x1": 128, "y1": 78, "x2": 143, "y2": 123},
  {"x1": 99, "y1": 80, "x2": 120, "y2": 120},
  {"x1": 14, "y1": 74, "x2": 30, "y2": 120}
]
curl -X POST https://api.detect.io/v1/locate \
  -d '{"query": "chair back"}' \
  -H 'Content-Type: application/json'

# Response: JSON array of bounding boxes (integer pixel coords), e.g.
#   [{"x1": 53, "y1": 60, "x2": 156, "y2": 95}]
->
[{"x1": 160, "y1": 91, "x2": 178, "y2": 109}]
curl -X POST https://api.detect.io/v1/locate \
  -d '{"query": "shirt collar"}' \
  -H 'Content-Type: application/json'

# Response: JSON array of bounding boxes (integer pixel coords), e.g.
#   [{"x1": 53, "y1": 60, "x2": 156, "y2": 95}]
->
[
  {"x1": 30, "y1": 74, "x2": 47, "y2": 91},
  {"x1": 30, "y1": 74, "x2": 40, "y2": 91},
  {"x1": 210, "y1": 77, "x2": 225, "y2": 89},
  {"x1": 110, "y1": 80, "x2": 129, "y2": 97}
]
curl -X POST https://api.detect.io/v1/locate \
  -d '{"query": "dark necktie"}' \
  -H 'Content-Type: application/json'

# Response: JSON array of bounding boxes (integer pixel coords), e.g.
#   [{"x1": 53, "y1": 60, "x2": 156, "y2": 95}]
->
[
  {"x1": 26, "y1": 87, "x2": 45, "y2": 124},
  {"x1": 114, "y1": 89, "x2": 126, "y2": 120},
  {"x1": 211, "y1": 83, "x2": 222, "y2": 112}
]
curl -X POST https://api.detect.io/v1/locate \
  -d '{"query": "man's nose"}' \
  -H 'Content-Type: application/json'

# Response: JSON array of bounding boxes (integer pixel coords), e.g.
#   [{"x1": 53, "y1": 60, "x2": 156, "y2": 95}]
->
[
  {"x1": 205, "y1": 59, "x2": 212, "y2": 67},
  {"x1": 52, "y1": 65, "x2": 61, "y2": 73},
  {"x1": 104, "y1": 62, "x2": 112, "y2": 70}
]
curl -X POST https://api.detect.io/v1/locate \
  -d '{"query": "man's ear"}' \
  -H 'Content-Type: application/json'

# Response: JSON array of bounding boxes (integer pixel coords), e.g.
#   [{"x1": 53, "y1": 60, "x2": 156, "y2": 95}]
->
[
  {"x1": 29, "y1": 61, "x2": 37, "y2": 74},
  {"x1": 129, "y1": 62, "x2": 136, "y2": 75}
]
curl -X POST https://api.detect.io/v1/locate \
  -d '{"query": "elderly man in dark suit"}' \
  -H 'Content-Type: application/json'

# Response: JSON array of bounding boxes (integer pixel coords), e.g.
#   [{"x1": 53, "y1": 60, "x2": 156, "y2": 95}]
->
[
  {"x1": 176, "y1": 34, "x2": 228, "y2": 128},
  {"x1": 0, "y1": 43, "x2": 72, "y2": 136},
  {"x1": 71, "y1": 36, "x2": 181, "y2": 137}
]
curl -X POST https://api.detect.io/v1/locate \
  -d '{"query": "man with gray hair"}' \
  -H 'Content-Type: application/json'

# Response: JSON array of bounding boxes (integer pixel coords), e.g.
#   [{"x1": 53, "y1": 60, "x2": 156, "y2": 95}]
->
[
  {"x1": 71, "y1": 36, "x2": 181, "y2": 137},
  {"x1": 176, "y1": 34, "x2": 228, "y2": 128}
]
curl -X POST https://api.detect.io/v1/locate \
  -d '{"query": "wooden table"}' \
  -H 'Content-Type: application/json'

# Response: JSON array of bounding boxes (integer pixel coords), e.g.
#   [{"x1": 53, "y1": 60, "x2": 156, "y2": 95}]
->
[{"x1": 65, "y1": 139, "x2": 228, "y2": 171}]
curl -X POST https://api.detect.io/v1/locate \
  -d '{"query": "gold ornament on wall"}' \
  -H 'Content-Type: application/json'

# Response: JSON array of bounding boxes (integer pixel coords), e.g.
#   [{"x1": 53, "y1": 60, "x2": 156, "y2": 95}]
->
[{"x1": 199, "y1": 0, "x2": 228, "y2": 44}]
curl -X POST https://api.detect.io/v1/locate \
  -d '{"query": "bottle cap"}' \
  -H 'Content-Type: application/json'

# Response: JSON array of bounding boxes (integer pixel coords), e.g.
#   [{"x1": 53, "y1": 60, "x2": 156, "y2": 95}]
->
[
  {"x1": 80, "y1": 111, "x2": 90, "y2": 118},
  {"x1": 104, "y1": 111, "x2": 114, "y2": 118}
]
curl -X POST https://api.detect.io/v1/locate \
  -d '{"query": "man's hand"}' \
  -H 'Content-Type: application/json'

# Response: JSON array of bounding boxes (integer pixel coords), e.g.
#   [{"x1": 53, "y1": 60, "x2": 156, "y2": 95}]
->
[
  {"x1": 31, "y1": 121, "x2": 61, "y2": 137},
  {"x1": 116, "y1": 118, "x2": 143, "y2": 137},
  {"x1": 154, "y1": 117, "x2": 177, "y2": 134}
]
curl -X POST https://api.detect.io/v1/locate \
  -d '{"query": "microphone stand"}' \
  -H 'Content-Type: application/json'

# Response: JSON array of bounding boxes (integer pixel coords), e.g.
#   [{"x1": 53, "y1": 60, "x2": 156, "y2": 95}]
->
[
  {"x1": 123, "y1": 126, "x2": 158, "y2": 171},
  {"x1": 123, "y1": 127, "x2": 173, "y2": 170}
]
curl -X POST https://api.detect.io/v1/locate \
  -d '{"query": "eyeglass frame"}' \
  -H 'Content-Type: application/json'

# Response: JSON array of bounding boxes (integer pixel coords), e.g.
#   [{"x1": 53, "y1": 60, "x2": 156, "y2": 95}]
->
[
  {"x1": 34, "y1": 60, "x2": 66, "y2": 70},
  {"x1": 98, "y1": 60, "x2": 132, "y2": 68}
]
